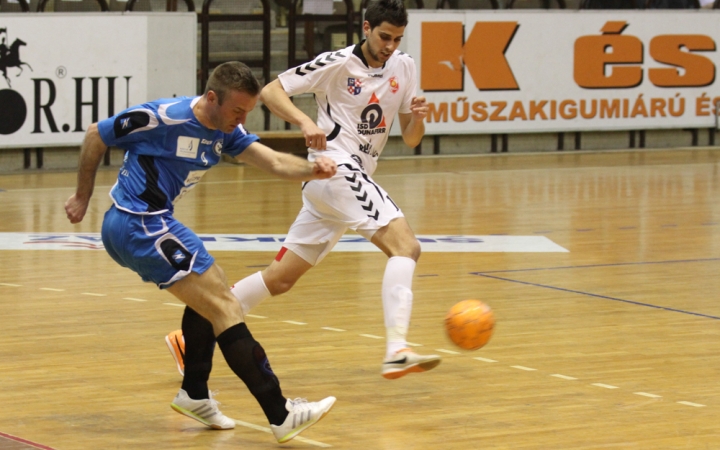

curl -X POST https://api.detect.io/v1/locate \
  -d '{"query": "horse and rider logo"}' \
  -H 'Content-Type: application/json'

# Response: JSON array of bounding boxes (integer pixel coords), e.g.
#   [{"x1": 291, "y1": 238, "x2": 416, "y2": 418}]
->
[{"x1": 0, "y1": 27, "x2": 32, "y2": 88}]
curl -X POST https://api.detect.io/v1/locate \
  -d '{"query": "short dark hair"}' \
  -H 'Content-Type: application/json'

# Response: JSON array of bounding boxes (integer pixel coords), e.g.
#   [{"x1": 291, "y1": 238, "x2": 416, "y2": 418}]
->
[
  {"x1": 204, "y1": 61, "x2": 260, "y2": 105},
  {"x1": 364, "y1": 0, "x2": 408, "y2": 29}
]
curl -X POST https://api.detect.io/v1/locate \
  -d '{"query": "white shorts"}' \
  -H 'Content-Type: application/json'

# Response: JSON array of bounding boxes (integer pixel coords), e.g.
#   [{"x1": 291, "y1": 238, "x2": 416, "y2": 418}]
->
[{"x1": 283, "y1": 162, "x2": 404, "y2": 265}]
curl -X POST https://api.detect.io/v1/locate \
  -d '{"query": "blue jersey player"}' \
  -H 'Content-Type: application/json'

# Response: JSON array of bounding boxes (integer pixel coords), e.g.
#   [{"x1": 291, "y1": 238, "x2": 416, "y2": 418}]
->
[{"x1": 64, "y1": 62, "x2": 337, "y2": 444}]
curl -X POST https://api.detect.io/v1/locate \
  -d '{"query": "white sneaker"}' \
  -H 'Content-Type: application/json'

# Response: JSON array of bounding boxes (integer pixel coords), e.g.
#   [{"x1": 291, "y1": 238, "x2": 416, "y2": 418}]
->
[
  {"x1": 381, "y1": 348, "x2": 442, "y2": 380},
  {"x1": 270, "y1": 397, "x2": 336, "y2": 443},
  {"x1": 170, "y1": 389, "x2": 235, "y2": 430}
]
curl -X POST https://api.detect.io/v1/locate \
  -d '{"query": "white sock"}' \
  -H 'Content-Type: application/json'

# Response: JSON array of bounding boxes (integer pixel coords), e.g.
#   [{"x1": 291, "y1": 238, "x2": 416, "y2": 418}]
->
[
  {"x1": 230, "y1": 271, "x2": 271, "y2": 315},
  {"x1": 382, "y1": 256, "x2": 416, "y2": 359}
]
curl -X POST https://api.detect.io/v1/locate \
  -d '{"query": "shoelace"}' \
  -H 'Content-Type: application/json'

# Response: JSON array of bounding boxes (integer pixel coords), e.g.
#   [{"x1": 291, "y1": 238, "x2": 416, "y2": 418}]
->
[
  {"x1": 208, "y1": 390, "x2": 223, "y2": 411},
  {"x1": 288, "y1": 398, "x2": 310, "y2": 411}
]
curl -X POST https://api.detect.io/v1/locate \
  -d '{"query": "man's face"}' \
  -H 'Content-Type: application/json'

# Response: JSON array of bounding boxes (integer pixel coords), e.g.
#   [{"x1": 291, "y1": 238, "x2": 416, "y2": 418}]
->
[
  {"x1": 363, "y1": 21, "x2": 405, "y2": 67},
  {"x1": 208, "y1": 89, "x2": 259, "y2": 133}
]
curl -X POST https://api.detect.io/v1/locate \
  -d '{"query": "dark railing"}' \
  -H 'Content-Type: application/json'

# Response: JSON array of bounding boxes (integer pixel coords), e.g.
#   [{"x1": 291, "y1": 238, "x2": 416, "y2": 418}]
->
[
  {"x1": 198, "y1": 0, "x2": 271, "y2": 128},
  {"x1": 506, "y1": 0, "x2": 563, "y2": 8},
  {"x1": 10, "y1": 0, "x2": 30, "y2": 11},
  {"x1": 436, "y1": 0, "x2": 500, "y2": 9},
  {"x1": 37, "y1": 0, "x2": 109, "y2": 11},
  {"x1": 161, "y1": 0, "x2": 195, "y2": 11},
  {"x1": 287, "y1": 0, "x2": 357, "y2": 69},
  {"x1": 126, "y1": 0, "x2": 195, "y2": 11}
]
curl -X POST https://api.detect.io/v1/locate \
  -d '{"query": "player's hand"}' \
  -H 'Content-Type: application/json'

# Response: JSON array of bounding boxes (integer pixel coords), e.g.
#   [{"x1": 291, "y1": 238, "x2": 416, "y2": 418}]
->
[
  {"x1": 312, "y1": 156, "x2": 337, "y2": 179},
  {"x1": 410, "y1": 96, "x2": 428, "y2": 121},
  {"x1": 300, "y1": 121, "x2": 327, "y2": 151},
  {"x1": 64, "y1": 194, "x2": 89, "y2": 224}
]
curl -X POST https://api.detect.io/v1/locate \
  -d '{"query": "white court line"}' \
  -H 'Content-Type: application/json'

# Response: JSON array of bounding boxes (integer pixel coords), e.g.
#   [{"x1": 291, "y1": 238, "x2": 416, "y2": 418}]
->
[
  {"x1": 592, "y1": 383, "x2": 619, "y2": 389},
  {"x1": 406, "y1": 342, "x2": 423, "y2": 347},
  {"x1": 0, "y1": 283, "x2": 21, "y2": 287},
  {"x1": 233, "y1": 419, "x2": 331, "y2": 448},
  {"x1": 634, "y1": 392, "x2": 662, "y2": 399},
  {"x1": 36, "y1": 291, "x2": 706, "y2": 411},
  {"x1": 359, "y1": 334, "x2": 384, "y2": 339},
  {"x1": 32, "y1": 333, "x2": 97, "y2": 340},
  {"x1": 283, "y1": 320, "x2": 307, "y2": 325},
  {"x1": 474, "y1": 357, "x2": 497, "y2": 363},
  {"x1": 678, "y1": 401, "x2": 705, "y2": 407},
  {"x1": 436, "y1": 349, "x2": 461, "y2": 355}
]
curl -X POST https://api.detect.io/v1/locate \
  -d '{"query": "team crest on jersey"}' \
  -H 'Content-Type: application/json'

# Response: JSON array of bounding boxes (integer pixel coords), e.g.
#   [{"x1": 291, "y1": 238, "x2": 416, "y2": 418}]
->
[
  {"x1": 347, "y1": 78, "x2": 362, "y2": 95},
  {"x1": 389, "y1": 76, "x2": 399, "y2": 94},
  {"x1": 212, "y1": 139, "x2": 223, "y2": 156}
]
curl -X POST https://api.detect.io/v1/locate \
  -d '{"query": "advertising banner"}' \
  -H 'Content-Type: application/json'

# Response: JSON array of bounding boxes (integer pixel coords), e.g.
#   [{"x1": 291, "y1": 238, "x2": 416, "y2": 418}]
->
[
  {"x1": 404, "y1": 10, "x2": 720, "y2": 134},
  {"x1": 0, "y1": 13, "x2": 196, "y2": 148}
]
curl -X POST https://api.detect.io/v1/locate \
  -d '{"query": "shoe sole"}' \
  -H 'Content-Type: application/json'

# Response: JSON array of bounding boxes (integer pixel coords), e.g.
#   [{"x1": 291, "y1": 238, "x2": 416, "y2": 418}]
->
[
  {"x1": 276, "y1": 400, "x2": 336, "y2": 443},
  {"x1": 165, "y1": 335, "x2": 185, "y2": 377},
  {"x1": 382, "y1": 358, "x2": 442, "y2": 380},
  {"x1": 170, "y1": 403, "x2": 235, "y2": 430}
]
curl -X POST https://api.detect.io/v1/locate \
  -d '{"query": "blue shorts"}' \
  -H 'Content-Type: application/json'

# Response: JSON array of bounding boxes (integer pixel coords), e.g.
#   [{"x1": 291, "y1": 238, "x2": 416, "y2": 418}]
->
[{"x1": 101, "y1": 205, "x2": 214, "y2": 289}]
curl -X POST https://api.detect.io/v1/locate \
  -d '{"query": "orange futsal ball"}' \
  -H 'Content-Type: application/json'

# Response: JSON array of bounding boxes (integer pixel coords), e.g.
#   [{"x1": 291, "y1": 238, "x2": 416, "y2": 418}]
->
[{"x1": 445, "y1": 300, "x2": 495, "y2": 350}]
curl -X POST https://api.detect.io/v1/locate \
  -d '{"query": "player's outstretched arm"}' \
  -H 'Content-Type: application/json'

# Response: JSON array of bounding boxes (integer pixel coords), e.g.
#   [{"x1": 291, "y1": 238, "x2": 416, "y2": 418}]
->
[
  {"x1": 260, "y1": 79, "x2": 327, "y2": 150},
  {"x1": 398, "y1": 96, "x2": 428, "y2": 148},
  {"x1": 64, "y1": 123, "x2": 107, "y2": 224},
  {"x1": 236, "y1": 141, "x2": 336, "y2": 181}
]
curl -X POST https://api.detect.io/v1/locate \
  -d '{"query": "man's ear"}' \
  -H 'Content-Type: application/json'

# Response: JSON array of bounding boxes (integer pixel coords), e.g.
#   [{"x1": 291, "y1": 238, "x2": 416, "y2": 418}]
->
[{"x1": 206, "y1": 90, "x2": 218, "y2": 105}]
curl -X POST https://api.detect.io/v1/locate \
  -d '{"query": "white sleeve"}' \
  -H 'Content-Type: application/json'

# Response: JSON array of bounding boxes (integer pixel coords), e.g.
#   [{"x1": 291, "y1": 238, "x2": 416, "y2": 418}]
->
[
  {"x1": 399, "y1": 57, "x2": 418, "y2": 115},
  {"x1": 277, "y1": 51, "x2": 346, "y2": 98}
]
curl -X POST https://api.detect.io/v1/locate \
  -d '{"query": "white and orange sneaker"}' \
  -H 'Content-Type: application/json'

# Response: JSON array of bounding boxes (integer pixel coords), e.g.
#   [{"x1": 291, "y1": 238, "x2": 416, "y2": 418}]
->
[
  {"x1": 165, "y1": 329, "x2": 185, "y2": 376},
  {"x1": 381, "y1": 348, "x2": 441, "y2": 380}
]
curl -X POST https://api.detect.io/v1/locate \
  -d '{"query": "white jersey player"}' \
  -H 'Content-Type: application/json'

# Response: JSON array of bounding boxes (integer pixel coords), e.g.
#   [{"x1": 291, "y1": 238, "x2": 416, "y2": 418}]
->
[
  {"x1": 279, "y1": 31, "x2": 418, "y2": 176},
  {"x1": 165, "y1": 0, "x2": 442, "y2": 381}
]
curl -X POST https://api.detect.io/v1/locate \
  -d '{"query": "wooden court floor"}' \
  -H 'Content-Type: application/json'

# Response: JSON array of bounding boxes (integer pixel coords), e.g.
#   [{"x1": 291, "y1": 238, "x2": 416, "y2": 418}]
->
[{"x1": 0, "y1": 148, "x2": 719, "y2": 449}]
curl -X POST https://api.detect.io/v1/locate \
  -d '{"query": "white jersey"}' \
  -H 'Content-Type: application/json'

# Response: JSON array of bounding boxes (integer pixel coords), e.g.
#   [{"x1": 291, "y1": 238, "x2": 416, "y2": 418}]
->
[{"x1": 278, "y1": 43, "x2": 417, "y2": 175}]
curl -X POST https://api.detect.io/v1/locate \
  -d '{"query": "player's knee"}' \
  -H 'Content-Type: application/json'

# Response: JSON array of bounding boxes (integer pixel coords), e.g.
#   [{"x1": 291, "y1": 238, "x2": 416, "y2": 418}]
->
[
  {"x1": 266, "y1": 277, "x2": 297, "y2": 296},
  {"x1": 410, "y1": 238, "x2": 421, "y2": 260},
  {"x1": 400, "y1": 238, "x2": 421, "y2": 261},
  {"x1": 217, "y1": 294, "x2": 244, "y2": 322}
]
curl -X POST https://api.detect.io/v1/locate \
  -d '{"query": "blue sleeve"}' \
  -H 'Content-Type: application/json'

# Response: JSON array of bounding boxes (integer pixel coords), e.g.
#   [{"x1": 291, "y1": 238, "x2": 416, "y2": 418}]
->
[
  {"x1": 96, "y1": 104, "x2": 162, "y2": 149},
  {"x1": 222, "y1": 127, "x2": 260, "y2": 158}
]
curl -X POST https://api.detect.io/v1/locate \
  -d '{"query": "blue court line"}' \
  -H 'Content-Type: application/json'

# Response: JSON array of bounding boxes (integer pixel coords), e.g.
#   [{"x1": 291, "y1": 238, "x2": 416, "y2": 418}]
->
[
  {"x1": 471, "y1": 273, "x2": 720, "y2": 320},
  {"x1": 471, "y1": 257, "x2": 720, "y2": 275}
]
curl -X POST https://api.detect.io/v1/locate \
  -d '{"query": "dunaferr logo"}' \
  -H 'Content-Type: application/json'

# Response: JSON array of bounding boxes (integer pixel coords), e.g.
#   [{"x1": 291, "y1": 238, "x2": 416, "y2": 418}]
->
[
  {"x1": 357, "y1": 92, "x2": 386, "y2": 136},
  {"x1": 421, "y1": 20, "x2": 716, "y2": 92}
]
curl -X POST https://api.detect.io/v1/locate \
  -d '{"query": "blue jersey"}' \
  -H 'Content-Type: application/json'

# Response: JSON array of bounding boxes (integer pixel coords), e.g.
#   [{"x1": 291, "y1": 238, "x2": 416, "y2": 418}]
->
[{"x1": 97, "y1": 96, "x2": 259, "y2": 215}]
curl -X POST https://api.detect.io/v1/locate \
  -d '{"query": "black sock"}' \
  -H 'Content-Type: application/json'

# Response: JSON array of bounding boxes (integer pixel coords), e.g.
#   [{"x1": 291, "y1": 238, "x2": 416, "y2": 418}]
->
[
  {"x1": 216, "y1": 323, "x2": 288, "y2": 425},
  {"x1": 180, "y1": 306, "x2": 215, "y2": 400}
]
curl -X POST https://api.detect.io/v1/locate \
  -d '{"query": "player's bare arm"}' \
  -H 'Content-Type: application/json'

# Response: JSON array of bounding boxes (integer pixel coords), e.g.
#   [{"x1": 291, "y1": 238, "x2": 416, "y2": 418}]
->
[
  {"x1": 260, "y1": 79, "x2": 327, "y2": 150},
  {"x1": 236, "y1": 141, "x2": 337, "y2": 180},
  {"x1": 398, "y1": 96, "x2": 427, "y2": 148},
  {"x1": 64, "y1": 123, "x2": 107, "y2": 224}
]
